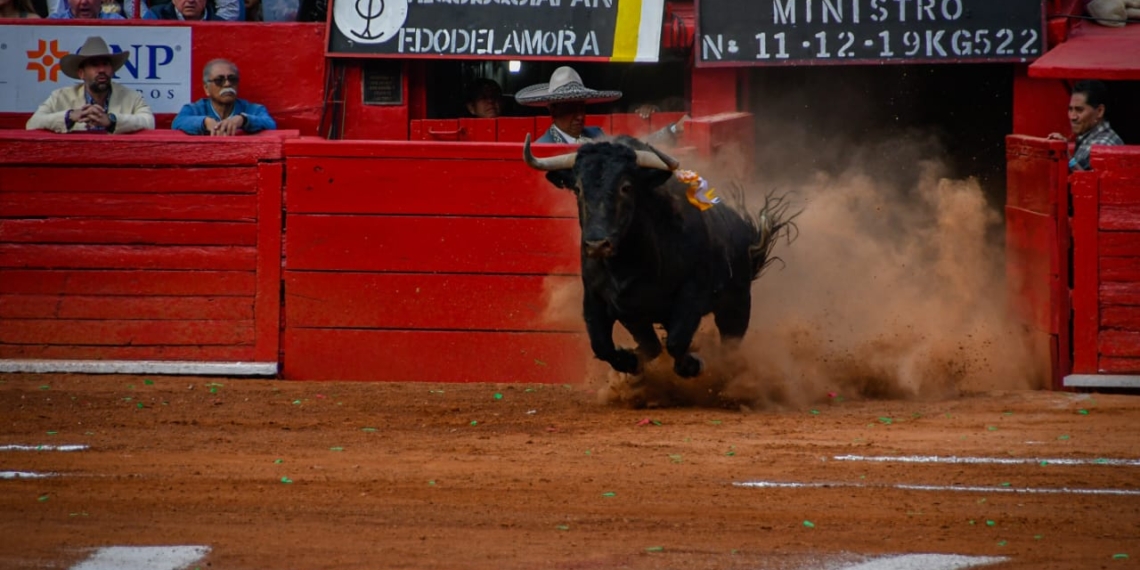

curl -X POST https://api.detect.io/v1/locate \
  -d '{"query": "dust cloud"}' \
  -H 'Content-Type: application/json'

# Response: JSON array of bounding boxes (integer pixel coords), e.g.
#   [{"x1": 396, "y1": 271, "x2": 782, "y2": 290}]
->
[{"x1": 543, "y1": 125, "x2": 1048, "y2": 410}]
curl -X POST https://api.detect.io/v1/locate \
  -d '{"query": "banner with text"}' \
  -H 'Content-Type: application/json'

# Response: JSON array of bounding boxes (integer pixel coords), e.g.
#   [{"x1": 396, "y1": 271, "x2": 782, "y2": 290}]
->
[
  {"x1": 0, "y1": 25, "x2": 192, "y2": 114},
  {"x1": 329, "y1": 0, "x2": 665, "y2": 62},
  {"x1": 696, "y1": 0, "x2": 1044, "y2": 67}
]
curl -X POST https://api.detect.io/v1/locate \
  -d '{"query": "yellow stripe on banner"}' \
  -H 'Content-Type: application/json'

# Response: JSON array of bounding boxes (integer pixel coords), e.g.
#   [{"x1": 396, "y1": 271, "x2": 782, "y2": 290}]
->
[{"x1": 611, "y1": 0, "x2": 643, "y2": 62}]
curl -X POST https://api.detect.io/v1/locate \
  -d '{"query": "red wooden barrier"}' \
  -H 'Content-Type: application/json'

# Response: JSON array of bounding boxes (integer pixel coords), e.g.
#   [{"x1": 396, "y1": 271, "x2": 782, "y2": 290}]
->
[
  {"x1": 1071, "y1": 146, "x2": 1140, "y2": 381},
  {"x1": 281, "y1": 138, "x2": 587, "y2": 383},
  {"x1": 0, "y1": 130, "x2": 288, "y2": 374}
]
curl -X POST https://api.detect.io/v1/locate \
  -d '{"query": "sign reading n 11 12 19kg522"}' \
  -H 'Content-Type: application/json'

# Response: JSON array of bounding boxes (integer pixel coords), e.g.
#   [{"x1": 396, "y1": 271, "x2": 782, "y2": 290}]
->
[{"x1": 696, "y1": 0, "x2": 1044, "y2": 67}]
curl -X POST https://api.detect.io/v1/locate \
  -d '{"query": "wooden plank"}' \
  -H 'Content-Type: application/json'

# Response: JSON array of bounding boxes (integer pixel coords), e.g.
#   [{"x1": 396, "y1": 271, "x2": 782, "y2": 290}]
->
[
  {"x1": 1004, "y1": 206, "x2": 1054, "y2": 333},
  {"x1": 0, "y1": 319, "x2": 254, "y2": 346},
  {"x1": 0, "y1": 192, "x2": 258, "y2": 221},
  {"x1": 459, "y1": 118, "x2": 497, "y2": 142},
  {"x1": 286, "y1": 157, "x2": 575, "y2": 217},
  {"x1": 495, "y1": 117, "x2": 536, "y2": 144},
  {"x1": 0, "y1": 295, "x2": 253, "y2": 320},
  {"x1": 1099, "y1": 232, "x2": 1140, "y2": 259},
  {"x1": 1070, "y1": 171, "x2": 1100, "y2": 374},
  {"x1": 0, "y1": 219, "x2": 256, "y2": 246},
  {"x1": 1097, "y1": 358, "x2": 1140, "y2": 375},
  {"x1": 285, "y1": 272, "x2": 582, "y2": 331},
  {"x1": 0, "y1": 344, "x2": 256, "y2": 362},
  {"x1": 286, "y1": 139, "x2": 535, "y2": 160},
  {"x1": 1101, "y1": 282, "x2": 1140, "y2": 306},
  {"x1": 1004, "y1": 135, "x2": 1068, "y2": 214},
  {"x1": 0, "y1": 136, "x2": 283, "y2": 165},
  {"x1": 1100, "y1": 205, "x2": 1140, "y2": 231},
  {"x1": 282, "y1": 328, "x2": 587, "y2": 383},
  {"x1": 1099, "y1": 174, "x2": 1140, "y2": 205},
  {"x1": 610, "y1": 113, "x2": 653, "y2": 139},
  {"x1": 254, "y1": 162, "x2": 283, "y2": 363},
  {"x1": 1099, "y1": 330, "x2": 1140, "y2": 358},
  {"x1": 1102, "y1": 306, "x2": 1140, "y2": 331},
  {"x1": 285, "y1": 215, "x2": 580, "y2": 274},
  {"x1": 0, "y1": 245, "x2": 258, "y2": 270},
  {"x1": 1089, "y1": 146, "x2": 1140, "y2": 171},
  {"x1": 0, "y1": 167, "x2": 257, "y2": 193},
  {"x1": 1101, "y1": 257, "x2": 1140, "y2": 282},
  {"x1": 0, "y1": 270, "x2": 255, "y2": 296}
]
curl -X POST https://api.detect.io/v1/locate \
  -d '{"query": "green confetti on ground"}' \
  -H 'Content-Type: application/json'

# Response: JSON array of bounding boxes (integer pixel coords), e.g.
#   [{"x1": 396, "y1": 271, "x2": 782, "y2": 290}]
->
[
  {"x1": 1040, "y1": 461, "x2": 1049, "y2": 466},
  {"x1": 651, "y1": 420, "x2": 662, "y2": 426},
  {"x1": 524, "y1": 388, "x2": 536, "y2": 392},
  {"x1": 1057, "y1": 434, "x2": 1071, "y2": 440},
  {"x1": 668, "y1": 454, "x2": 683, "y2": 464},
  {"x1": 361, "y1": 427, "x2": 378, "y2": 432},
  {"x1": 602, "y1": 492, "x2": 616, "y2": 497},
  {"x1": 810, "y1": 410, "x2": 820, "y2": 415},
  {"x1": 1002, "y1": 411, "x2": 1013, "y2": 416},
  {"x1": 1095, "y1": 458, "x2": 1109, "y2": 464},
  {"x1": 469, "y1": 420, "x2": 478, "y2": 426},
  {"x1": 428, "y1": 480, "x2": 436, "y2": 486},
  {"x1": 280, "y1": 477, "x2": 293, "y2": 484},
  {"x1": 292, "y1": 400, "x2": 302, "y2": 405},
  {"x1": 37, "y1": 494, "x2": 49, "y2": 502},
  {"x1": 986, "y1": 520, "x2": 996, "y2": 526},
  {"x1": 1113, "y1": 554, "x2": 1129, "y2": 560},
  {"x1": 708, "y1": 420, "x2": 722, "y2": 425},
  {"x1": 1034, "y1": 535, "x2": 1043, "y2": 540},
  {"x1": 46, "y1": 431, "x2": 58, "y2": 435},
  {"x1": 136, "y1": 403, "x2": 144, "y2": 409},
  {"x1": 429, "y1": 390, "x2": 445, "y2": 394},
  {"x1": 556, "y1": 525, "x2": 569, "y2": 531},
  {"x1": 1078, "y1": 409, "x2": 1089, "y2": 415},
  {"x1": 39, "y1": 385, "x2": 50, "y2": 390},
  {"x1": 329, "y1": 447, "x2": 344, "y2": 452},
  {"x1": 1000, "y1": 482, "x2": 1011, "y2": 487},
  {"x1": 977, "y1": 498, "x2": 987, "y2": 504},
  {"x1": 127, "y1": 384, "x2": 135, "y2": 390},
  {"x1": 997, "y1": 540, "x2": 1007, "y2": 547},
  {"x1": 968, "y1": 520, "x2": 976, "y2": 525},
  {"x1": 144, "y1": 379, "x2": 154, "y2": 385},
  {"x1": 725, "y1": 449, "x2": 736, "y2": 457},
  {"x1": 584, "y1": 450, "x2": 592, "y2": 455},
  {"x1": 274, "y1": 459, "x2": 283, "y2": 464},
  {"x1": 209, "y1": 387, "x2": 218, "y2": 394},
  {"x1": 987, "y1": 426, "x2": 998, "y2": 431},
  {"x1": 878, "y1": 417, "x2": 893, "y2": 425},
  {"x1": 803, "y1": 520, "x2": 815, "y2": 528},
  {"x1": 493, "y1": 393, "x2": 503, "y2": 400},
  {"x1": 645, "y1": 546, "x2": 664, "y2": 552}
]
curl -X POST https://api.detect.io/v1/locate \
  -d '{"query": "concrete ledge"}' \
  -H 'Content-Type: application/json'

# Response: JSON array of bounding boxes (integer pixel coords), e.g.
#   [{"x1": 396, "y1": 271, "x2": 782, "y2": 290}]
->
[
  {"x1": 1063, "y1": 374, "x2": 1140, "y2": 389},
  {"x1": 0, "y1": 360, "x2": 277, "y2": 376}
]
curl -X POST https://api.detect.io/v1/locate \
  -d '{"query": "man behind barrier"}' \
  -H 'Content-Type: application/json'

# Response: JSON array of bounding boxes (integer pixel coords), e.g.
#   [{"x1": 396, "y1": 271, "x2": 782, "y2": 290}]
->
[
  {"x1": 172, "y1": 59, "x2": 277, "y2": 137},
  {"x1": 26, "y1": 36, "x2": 154, "y2": 134},
  {"x1": 1048, "y1": 79, "x2": 1124, "y2": 171}
]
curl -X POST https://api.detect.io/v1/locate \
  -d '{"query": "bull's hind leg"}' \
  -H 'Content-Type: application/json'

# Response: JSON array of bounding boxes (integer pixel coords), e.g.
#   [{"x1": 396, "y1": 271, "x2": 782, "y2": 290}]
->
[
  {"x1": 713, "y1": 290, "x2": 752, "y2": 347},
  {"x1": 620, "y1": 319, "x2": 663, "y2": 362}
]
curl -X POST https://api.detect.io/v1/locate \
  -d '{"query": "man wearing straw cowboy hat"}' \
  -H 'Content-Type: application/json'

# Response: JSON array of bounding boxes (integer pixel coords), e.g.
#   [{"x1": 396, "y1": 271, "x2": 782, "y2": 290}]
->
[
  {"x1": 27, "y1": 36, "x2": 154, "y2": 134},
  {"x1": 516, "y1": 66, "x2": 686, "y2": 145}
]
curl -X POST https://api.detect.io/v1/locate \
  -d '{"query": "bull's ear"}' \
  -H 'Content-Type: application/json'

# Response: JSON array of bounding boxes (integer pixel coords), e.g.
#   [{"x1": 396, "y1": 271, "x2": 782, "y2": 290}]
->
[
  {"x1": 636, "y1": 169, "x2": 674, "y2": 190},
  {"x1": 545, "y1": 170, "x2": 578, "y2": 193}
]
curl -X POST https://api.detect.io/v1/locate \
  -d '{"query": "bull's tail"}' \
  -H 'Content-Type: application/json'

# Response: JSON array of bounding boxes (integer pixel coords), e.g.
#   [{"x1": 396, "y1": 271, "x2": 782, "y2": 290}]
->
[{"x1": 744, "y1": 189, "x2": 799, "y2": 281}]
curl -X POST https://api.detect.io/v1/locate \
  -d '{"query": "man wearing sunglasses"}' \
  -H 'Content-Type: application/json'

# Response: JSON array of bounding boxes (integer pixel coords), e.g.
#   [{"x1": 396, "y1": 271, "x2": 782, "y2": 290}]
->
[{"x1": 172, "y1": 59, "x2": 276, "y2": 136}]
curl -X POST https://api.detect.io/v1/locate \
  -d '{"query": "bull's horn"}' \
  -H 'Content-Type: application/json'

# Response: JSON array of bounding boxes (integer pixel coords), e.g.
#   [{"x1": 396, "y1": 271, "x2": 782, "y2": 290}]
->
[
  {"x1": 643, "y1": 143, "x2": 681, "y2": 171},
  {"x1": 523, "y1": 134, "x2": 577, "y2": 171},
  {"x1": 635, "y1": 149, "x2": 677, "y2": 171}
]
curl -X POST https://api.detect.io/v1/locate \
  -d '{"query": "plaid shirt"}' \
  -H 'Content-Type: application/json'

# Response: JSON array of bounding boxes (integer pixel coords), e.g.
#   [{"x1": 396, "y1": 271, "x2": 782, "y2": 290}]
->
[{"x1": 1071, "y1": 120, "x2": 1124, "y2": 171}]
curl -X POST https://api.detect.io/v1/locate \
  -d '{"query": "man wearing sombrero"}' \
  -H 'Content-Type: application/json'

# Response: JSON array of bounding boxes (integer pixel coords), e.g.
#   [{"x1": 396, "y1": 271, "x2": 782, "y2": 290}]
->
[
  {"x1": 26, "y1": 36, "x2": 154, "y2": 134},
  {"x1": 516, "y1": 66, "x2": 685, "y2": 145}
]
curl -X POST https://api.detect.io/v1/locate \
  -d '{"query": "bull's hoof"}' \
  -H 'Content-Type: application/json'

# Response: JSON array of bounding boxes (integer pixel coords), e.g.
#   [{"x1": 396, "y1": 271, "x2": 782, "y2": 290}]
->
[
  {"x1": 674, "y1": 353, "x2": 704, "y2": 378},
  {"x1": 608, "y1": 349, "x2": 642, "y2": 375}
]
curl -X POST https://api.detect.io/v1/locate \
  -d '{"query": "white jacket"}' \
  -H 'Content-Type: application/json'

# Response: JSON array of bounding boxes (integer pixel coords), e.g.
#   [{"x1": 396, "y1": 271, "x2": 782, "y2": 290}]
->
[{"x1": 26, "y1": 82, "x2": 155, "y2": 134}]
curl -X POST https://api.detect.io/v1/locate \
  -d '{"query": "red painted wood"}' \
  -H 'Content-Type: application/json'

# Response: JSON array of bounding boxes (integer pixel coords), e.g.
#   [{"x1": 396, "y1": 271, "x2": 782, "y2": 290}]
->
[
  {"x1": 414, "y1": 119, "x2": 461, "y2": 141},
  {"x1": 610, "y1": 113, "x2": 653, "y2": 139},
  {"x1": 1091, "y1": 147, "x2": 1140, "y2": 171},
  {"x1": 285, "y1": 157, "x2": 575, "y2": 217},
  {"x1": 1101, "y1": 282, "x2": 1140, "y2": 307},
  {"x1": 1005, "y1": 207, "x2": 1054, "y2": 334},
  {"x1": 1100, "y1": 232, "x2": 1140, "y2": 257},
  {"x1": 0, "y1": 132, "x2": 285, "y2": 165},
  {"x1": 459, "y1": 119, "x2": 497, "y2": 143},
  {"x1": 1098, "y1": 330, "x2": 1140, "y2": 358},
  {"x1": 1098, "y1": 357, "x2": 1140, "y2": 374},
  {"x1": 0, "y1": 270, "x2": 255, "y2": 296},
  {"x1": 1004, "y1": 136, "x2": 1067, "y2": 213},
  {"x1": 0, "y1": 167, "x2": 257, "y2": 193},
  {"x1": 0, "y1": 319, "x2": 254, "y2": 346},
  {"x1": 0, "y1": 192, "x2": 257, "y2": 221},
  {"x1": 1100, "y1": 206, "x2": 1140, "y2": 231},
  {"x1": 340, "y1": 63, "x2": 410, "y2": 141},
  {"x1": 1102, "y1": 307, "x2": 1140, "y2": 331},
  {"x1": 1099, "y1": 175, "x2": 1140, "y2": 205},
  {"x1": 585, "y1": 115, "x2": 612, "y2": 133},
  {"x1": 649, "y1": 112, "x2": 686, "y2": 134},
  {"x1": 1071, "y1": 171, "x2": 1100, "y2": 374},
  {"x1": 287, "y1": 138, "x2": 547, "y2": 160},
  {"x1": 0, "y1": 344, "x2": 257, "y2": 362},
  {"x1": 285, "y1": 272, "x2": 582, "y2": 331},
  {"x1": 496, "y1": 118, "x2": 537, "y2": 143},
  {"x1": 0, "y1": 219, "x2": 256, "y2": 246},
  {"x1": 0, "y1": 245, "x2": 258, "y2": 270},
  {"x1": 1028, "y1": 22, "x2": 1140, "y2": 81},
  {"x1": 1012, "y1": 71, "x2": 1070, "y2": 138},
  {"x1": 283, "y1": 328, "x2": 587, "y2": 383},
  {"x1": 286, "y1": 215, "x2": 579, "y2": 274},
  {"x1": 1101, "y1": 258, "x2": 1140, "y2": 283},
  {"x1": 690, "y1": 68, "x2": 738, "y2": 116},
  {"x1": 0, "y1": 295, "x2": 253, "y2": 320},
  {"x1": 254, "y1": 162, "x2": 284, "y2": 363}
]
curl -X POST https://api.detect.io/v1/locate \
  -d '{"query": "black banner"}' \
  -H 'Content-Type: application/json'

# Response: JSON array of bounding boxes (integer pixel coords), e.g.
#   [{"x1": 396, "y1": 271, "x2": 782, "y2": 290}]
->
[
  {"x1": 696, "y1": 0, "x2": 1044, "y2": 66},
  {"x1": 329, "y1": 0, "x2": 636, "y2": 59}
]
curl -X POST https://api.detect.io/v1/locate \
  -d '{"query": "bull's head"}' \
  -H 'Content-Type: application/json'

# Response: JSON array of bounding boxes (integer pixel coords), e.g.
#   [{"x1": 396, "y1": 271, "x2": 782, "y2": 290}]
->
[{"x1": 524, "y1": 135, "x2": 679, "y2": 259}]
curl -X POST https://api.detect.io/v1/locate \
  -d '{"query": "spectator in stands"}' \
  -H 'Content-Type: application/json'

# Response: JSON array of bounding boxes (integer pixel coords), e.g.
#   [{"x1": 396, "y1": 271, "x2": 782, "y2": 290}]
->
[
  {"x1": 26, "y1": 36, "x2": 154, "y2": 134},
  {"x1": 173, "y1": 59, "x2": 276, "y2": 136},
  {"x1": 143, "y1": 0, "x2": 223, "y2": 19},
  {"x1": 516, "y1": 66, "x2": 686, "y2": 146},
  {"x1": 49, "y1": 0, "x2": 122, "y2": 18},
  {"x1": 243, "y1": 0, "x2": 259, "y2": 20},
  {"x1": 465, "y1": 78, "x2": 503, "y2": 119},
  {"x1": 0, "y1": 0, "x2": 41, "y2": 17},
  {"x1": 1048, "y1": 80, "x2": 1124, "y2": 171}
]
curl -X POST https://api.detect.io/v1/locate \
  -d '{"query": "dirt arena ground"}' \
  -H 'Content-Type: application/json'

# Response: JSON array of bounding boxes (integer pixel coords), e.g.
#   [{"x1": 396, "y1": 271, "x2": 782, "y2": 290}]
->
[{"x1": 1, "y1": 373, "x2": 1138, "y2": 570}]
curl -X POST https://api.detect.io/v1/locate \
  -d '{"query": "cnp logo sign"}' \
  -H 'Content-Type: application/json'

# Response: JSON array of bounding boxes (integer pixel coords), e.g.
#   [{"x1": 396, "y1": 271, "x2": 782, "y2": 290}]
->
[{"x1": 1, "y1": 25, "x2": 192, "y2": 114}]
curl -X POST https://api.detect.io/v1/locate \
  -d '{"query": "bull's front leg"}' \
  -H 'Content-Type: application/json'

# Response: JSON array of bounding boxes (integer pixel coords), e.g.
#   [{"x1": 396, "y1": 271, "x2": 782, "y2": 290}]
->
[
  {"x1": 664, "y1": 299, "x2": 705, "y2": 378},
  {"x1": 584, "y1": 292, "x2": 641, "y2": 374}
]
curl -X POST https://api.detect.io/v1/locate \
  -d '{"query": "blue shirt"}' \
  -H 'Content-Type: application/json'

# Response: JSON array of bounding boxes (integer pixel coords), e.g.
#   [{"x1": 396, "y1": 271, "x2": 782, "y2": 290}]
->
[
  {"x1": 171, "y1": 98, "x2": 277, "y2": 135},
  {"x1": 49, "y1": 4, "x2": 125, "y2": 17}
]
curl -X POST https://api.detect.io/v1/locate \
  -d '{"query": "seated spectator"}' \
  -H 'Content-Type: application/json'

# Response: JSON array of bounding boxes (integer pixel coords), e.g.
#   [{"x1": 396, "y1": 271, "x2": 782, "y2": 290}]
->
[
  {"x1": 465, "y1": 78, "x2": 503, "y2": 119},
  {"x1": 172, "y1": 59, "x2": 276, "y2": 136},
  {"x1": 144, "y1": 0, "x2": 221, "y2": 19},
  {"x1": 0, "y1": 0, "x2": 42, "y2": 17},
  {"x1": 244, "y1": 0, "x2": 259, "y2": 20},
  {"x1": 26, "y1": 36, "x2": 154, "y2": 134},
  {"x1": 49, "y1": 0, "x2": 122, "y2": 18}
]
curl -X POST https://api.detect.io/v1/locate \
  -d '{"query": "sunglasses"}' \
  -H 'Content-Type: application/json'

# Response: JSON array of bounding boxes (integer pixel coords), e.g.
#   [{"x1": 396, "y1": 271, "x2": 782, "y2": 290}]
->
[{"x1": 208, "y1": 74, "x2": 240, "y2": 87}]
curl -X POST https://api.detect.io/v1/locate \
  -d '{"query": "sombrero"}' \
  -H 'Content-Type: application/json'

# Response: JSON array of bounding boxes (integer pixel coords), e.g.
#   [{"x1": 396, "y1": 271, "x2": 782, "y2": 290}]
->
[
  {"x1": 514, "y1": 66, "x2": 622, "y2": 107},
  {"x1": 60, "y1": 36, "x2": 130, "y2": 80}
]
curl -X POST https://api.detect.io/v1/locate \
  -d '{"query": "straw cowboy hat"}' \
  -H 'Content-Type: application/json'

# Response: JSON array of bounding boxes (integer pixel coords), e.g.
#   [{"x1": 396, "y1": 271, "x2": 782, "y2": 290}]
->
[
  {"x1": 61, "y1": 36, "x2": 130, "y2": 80},
  {"x1": 515, "y1": 66, "x2": 622, "y2": 107}
]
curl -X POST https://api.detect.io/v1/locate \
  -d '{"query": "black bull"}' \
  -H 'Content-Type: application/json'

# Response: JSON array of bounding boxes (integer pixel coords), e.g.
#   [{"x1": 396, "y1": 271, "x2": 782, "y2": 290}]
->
[{"x1": 524, "y1": 134, "x2": 795, "y2": 378}]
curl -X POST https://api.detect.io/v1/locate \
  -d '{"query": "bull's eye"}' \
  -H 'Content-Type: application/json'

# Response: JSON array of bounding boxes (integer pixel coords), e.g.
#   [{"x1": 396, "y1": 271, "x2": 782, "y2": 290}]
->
[{"x1": 619, "y1": 182, "x2": 633, "y2": 196}]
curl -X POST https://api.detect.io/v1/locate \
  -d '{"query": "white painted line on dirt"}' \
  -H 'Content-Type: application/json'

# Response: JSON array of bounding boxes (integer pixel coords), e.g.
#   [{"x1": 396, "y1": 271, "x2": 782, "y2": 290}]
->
[
  {"x1": 830, "y1": 553, "x2": 1008, "y2": 570},
  {"x1": 69, "y1": 546, "x2": 209, "y2": 570},
  {"x1": 735, "y1": 480, "x2": 1140, "y2": 496},
  {"x1": 0, "y1": 358, "x2": 276, "y2": 376},
  {"x1": 1, "y1": 471, "x2": 56, "y2": 479},
  {"x1": 833, "y1": 454, "x2": 1140, "y2": 467},
  {"x1": 0, "y1": 444, "x2": 89, "y2": 452}
]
